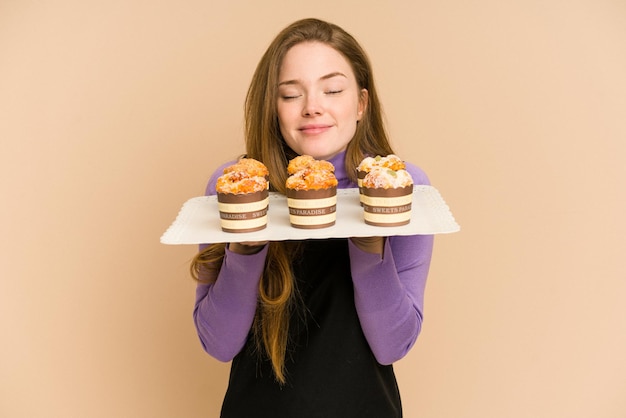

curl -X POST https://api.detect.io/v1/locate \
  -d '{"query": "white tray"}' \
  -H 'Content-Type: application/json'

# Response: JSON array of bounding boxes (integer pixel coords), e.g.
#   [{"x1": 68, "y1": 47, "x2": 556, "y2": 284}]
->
[{"x1": 160, "y1": 186, "x2": 459, "y2": 245}]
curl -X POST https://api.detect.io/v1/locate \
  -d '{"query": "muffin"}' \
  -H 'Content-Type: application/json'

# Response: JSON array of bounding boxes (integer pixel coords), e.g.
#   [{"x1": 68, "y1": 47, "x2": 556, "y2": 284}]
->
[
  {"x1": 357, "y1": 154, "x2": 405, "y2": 204},
  {"x1": 361, "y1": 166, "x2": 414, "y2": 226},
  {"x1": 285, "y1": 155, "x2": 338, "y2": 229},
  {"x1": 223, "y1": 158, "x2": 270, "y2": 183},
  {"x1": 215, "y1": 158, "x2": 269, "y2": 233}
]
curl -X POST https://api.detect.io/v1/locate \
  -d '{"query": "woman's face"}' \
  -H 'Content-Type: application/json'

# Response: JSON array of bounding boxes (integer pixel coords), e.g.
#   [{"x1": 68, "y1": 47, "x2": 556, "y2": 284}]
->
[{"x1": 276, "y1": 42, "x2": 368, "y2": 161}]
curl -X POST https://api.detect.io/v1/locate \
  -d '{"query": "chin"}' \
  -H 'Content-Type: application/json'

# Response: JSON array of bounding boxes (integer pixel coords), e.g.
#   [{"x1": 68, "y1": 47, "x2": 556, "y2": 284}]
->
[{"x1": 297, "y1": 147, "x2": 343, "y2": 161}]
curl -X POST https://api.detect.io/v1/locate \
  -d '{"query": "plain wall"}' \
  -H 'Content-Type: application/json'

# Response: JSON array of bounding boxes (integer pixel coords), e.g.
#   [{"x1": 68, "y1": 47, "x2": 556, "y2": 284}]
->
[{"x1": 1, "y1": 1, "x2": 625, "y2": 417}]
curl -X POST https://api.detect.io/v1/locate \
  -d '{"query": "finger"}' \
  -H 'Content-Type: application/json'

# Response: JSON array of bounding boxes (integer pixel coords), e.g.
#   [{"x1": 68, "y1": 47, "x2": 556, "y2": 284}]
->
[{"x1": 240, "y1": 241, "x2": 269, "y2": 247}]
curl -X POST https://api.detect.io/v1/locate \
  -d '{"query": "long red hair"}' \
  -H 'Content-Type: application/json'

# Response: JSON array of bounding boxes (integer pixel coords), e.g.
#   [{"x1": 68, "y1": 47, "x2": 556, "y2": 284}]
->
[{"x1": 191, "y1": 18, "x2": 395, "y2": 384}]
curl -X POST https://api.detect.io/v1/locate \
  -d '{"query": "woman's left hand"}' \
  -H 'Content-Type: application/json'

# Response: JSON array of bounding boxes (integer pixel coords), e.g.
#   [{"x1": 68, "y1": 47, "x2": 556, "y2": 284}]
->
[
  {"x1": 350, "y1": 236, "x2": 385, "y2": 255},
  {"x1": 228, "y1": 241, "x2": 268, "y2": 255}
]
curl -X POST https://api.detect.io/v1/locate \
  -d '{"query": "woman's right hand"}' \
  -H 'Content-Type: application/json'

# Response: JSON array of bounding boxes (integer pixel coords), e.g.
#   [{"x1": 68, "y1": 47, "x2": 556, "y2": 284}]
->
[{"x1": 228, "y1": 241, "x2": 268, "y2": 255}]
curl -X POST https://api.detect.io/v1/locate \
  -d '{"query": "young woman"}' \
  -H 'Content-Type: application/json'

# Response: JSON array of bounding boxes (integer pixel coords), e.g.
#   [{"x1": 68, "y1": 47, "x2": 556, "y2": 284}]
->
[{"x1": 191, "y1": 18, "x2": 434, "y2": 417}]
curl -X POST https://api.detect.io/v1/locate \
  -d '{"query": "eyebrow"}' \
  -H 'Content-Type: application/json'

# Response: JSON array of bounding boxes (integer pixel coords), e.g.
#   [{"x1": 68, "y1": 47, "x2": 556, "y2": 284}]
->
[{"x1": 278, "y1": 71, "x2": 348, "y2": 86}]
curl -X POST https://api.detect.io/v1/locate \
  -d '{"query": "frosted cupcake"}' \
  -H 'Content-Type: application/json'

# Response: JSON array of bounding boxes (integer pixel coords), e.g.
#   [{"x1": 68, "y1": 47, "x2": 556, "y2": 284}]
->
[
  {"x1": 357, "y1": 154, "x2": 405, "y2": 204},
  {"x1": 215, "y1": 159, "x2": 269, "y2": 233},
  {"x1": 361, "y1": 166, "x2": 414, "y2": 226},
  {"x1": 285, "y1": 155, "x2": 338, "y2": 229}
]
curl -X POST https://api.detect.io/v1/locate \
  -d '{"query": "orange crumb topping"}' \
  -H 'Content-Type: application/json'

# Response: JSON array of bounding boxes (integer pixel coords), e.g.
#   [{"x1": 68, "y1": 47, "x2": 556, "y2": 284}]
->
[
  {"x1": 216, "y1": 158, "x2": 269, "y2": 194},
  {"x1": 223, "y1": 158, "x2": 269, "y2": 178},
  {"x1": 285, "y1": 155, "x2": 337, "y2": 190}
]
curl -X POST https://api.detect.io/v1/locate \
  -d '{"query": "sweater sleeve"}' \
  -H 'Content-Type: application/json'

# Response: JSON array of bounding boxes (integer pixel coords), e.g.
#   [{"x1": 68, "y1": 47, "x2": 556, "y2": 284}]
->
[
  {"x1": 192, "y1": 160, "x2": 267, "y2": 361},
  {"x1": 348, "y1": 162, "x2": 434, "y2": 364},
  {"x1": 193, "y1": 245, "x2": 267, "y2": 362},
  {"x1": 348, "y1": 235, "x2": 433, "y2": 364}
]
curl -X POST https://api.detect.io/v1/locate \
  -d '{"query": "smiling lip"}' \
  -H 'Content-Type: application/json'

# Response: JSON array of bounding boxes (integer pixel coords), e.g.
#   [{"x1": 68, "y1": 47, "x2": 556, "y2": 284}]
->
[{"x1": 299, "y1": 124, "x2": 332, "y2": 135}]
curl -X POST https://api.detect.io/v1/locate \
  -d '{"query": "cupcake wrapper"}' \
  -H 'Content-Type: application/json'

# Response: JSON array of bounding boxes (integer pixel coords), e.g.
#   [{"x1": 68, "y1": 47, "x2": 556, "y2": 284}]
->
[
  {"x1": 361, "y1": 185, "x2": 413, "y2": 227},
  {"x1": 286, "y1": 187, "x2": 336, "y2": 199},
  {"x1": 361, "y1": 185, "x2": 413, "y2": 198},
  {"x1": 286, "y1": 187, "x2": 337, "y2": 229},
  {"x1": 217, "y1": 189, "x2": 269, "y2": 203},
  {"x1": 217, "y1": 190, "x2": 269, "y2": 232},
  {"x1": 219, "y1": 217, "x2": 268, "y2": 233}
]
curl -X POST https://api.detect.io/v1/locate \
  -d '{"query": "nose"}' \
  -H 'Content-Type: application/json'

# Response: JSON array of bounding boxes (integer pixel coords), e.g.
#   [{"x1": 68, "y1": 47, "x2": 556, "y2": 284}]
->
[{"x1": 302, "y1": 94, "x2": 322, "y2": 117}]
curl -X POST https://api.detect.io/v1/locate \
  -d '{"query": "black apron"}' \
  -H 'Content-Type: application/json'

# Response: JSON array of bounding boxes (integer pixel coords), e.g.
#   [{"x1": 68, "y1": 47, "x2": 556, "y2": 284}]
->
[{"x1": 220, "y1": 239, "x2": 402, "y2": 418}]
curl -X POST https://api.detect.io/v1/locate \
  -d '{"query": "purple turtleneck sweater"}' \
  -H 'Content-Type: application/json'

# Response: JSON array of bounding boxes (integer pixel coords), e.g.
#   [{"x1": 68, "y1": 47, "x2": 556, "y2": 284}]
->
[{"x1": 193, "y1": 151, "x2": 434, "y2": 365}]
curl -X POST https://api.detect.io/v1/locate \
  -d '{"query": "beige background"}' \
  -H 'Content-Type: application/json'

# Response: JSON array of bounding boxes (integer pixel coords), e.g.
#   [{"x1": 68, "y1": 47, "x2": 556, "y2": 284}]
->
[{"x1": 1, "y1": 1, "x2": 625, "y2": 417}]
